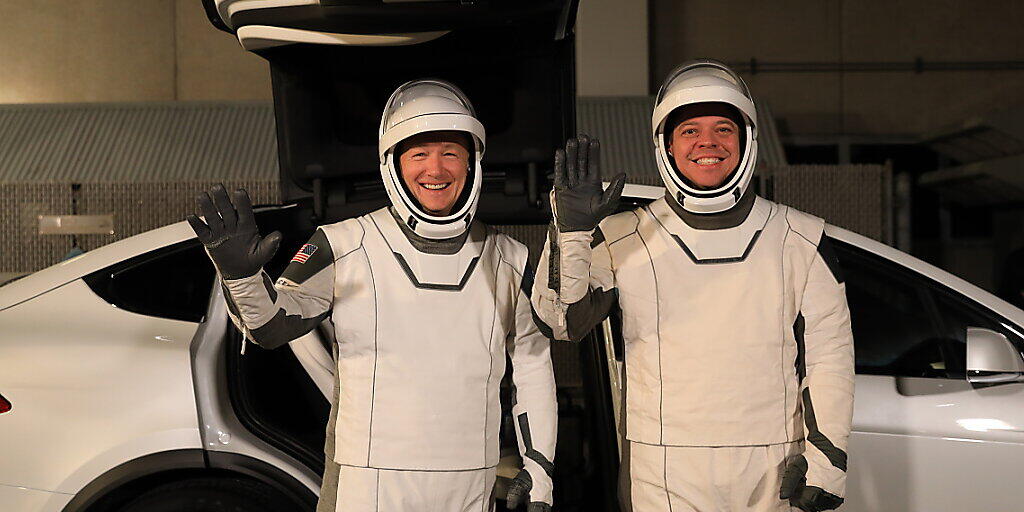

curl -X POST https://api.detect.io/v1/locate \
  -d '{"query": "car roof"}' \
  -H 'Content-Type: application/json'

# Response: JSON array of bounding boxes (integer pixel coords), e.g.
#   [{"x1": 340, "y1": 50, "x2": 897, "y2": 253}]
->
[
  {"x1": 0, "y1": 204, "x2": 307, "y2": 311},
  {"x1": 0, "y1": 221, "x2": 197, "y2": 311},
  {"x1": 826, "y1": 224, "x2": 1024, "y2": 329}
]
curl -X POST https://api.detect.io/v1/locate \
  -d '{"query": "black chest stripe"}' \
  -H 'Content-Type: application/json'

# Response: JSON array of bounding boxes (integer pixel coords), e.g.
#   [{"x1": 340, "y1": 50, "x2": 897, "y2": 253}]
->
[
  {"x1": 391, "y1": 252, "x2": 481, "y2": 291},
  {"x1": 671, "y1": 230, "x2": 763, "y2": 264}
]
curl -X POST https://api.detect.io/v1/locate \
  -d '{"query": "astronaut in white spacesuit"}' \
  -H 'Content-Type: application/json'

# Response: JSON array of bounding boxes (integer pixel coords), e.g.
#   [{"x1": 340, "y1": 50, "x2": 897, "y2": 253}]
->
[
  {"x1": 531, "y1": 60, "x2": 854, "y2": 512},
  {"x1": 188, "y1": 79, "x2": 557, "y2": 512}
]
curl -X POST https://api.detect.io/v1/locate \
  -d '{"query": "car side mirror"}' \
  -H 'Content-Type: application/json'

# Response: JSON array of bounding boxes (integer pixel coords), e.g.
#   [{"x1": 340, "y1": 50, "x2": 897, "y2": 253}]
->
[{"x1": 966, "y1": 327, "x2": 1024, "y2": 384}]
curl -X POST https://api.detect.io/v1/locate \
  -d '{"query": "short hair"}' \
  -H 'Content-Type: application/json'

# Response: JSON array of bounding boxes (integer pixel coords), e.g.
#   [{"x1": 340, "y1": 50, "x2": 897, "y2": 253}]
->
[
  {"x1": 396, "y1": 130, "x2": 473, "y2": 157},
  {"x1": 665, "y1": 102, "x2": 744, "y2": 137}
]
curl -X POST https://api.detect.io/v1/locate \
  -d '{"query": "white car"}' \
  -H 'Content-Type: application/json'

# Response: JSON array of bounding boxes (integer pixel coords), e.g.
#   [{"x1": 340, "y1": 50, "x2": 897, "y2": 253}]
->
[
  {"x1": 3, "y1": 185, "x2": 1024, "y2": 511},
  {"x1": 4, "y1": 0, "x2": 1023, "y2": 509},
  {"x1": 0, "y1": 207, "x2": 321, "y2": 511}
]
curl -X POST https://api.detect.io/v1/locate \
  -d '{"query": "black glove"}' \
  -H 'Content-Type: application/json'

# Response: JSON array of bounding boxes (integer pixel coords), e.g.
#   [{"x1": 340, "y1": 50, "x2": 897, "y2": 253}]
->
[
  {"x1": 552, "y1": 134, "x2": 626, "y2": 232},
  {"x1": 780, "y1": 455, "x2": 844, "y2": 512},
  {"x1": 505, "y1": 469, "x2": 551, "y2": 512},
  {"x1": 186, "y1": 185, "x2": 281, "y2": 280}
]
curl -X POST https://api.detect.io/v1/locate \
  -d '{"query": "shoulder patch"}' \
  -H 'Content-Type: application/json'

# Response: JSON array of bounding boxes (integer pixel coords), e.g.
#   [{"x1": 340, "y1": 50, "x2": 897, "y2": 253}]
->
[
  {"x1": 290, "y1": 243, "x2": 319, "y2": 264},
  {"x1": 280, "y1": 228, "x2": 335, "y2": 285}
]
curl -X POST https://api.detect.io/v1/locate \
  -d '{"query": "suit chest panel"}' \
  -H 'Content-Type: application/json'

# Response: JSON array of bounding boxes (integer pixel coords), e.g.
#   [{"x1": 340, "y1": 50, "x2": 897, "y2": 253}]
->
[
  {"x1": 333, "y1": 220, "x2": 513, "y2": 378},
  {"x1": 612, "y1": 208, "x2": 794, "y2": 352}
]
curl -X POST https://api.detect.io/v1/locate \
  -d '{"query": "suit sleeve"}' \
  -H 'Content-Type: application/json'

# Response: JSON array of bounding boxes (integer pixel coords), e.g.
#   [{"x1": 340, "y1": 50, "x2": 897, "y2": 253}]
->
[
  {"x1": 508, "y1": 260, "x2": 558, "y2": 506},
  {"x1": 531, "y1": 221, "x2": 618, "y2": 342},
  {"x1": 797, "y1": 233, "x2": 855, "y2": 498},
  {"x1": 219, "y1": 228, "x2": 335, "y2": 350}
]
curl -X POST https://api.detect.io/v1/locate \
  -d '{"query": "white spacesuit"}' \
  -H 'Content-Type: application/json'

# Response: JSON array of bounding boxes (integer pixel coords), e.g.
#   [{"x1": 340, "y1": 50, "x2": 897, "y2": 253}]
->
[
  {"x1": 189, "y1": 80, "x2": 557, "y2": 512},
  {"x1": 531, "y1": 61, "x2": 854, "y2": 512}
]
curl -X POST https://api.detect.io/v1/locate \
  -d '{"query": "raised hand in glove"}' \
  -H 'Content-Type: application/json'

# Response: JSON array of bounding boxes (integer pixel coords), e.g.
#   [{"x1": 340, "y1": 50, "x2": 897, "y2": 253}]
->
[
  {"x1": 186, "y1": 184, "x2": 281, "y2": 280},
  {"x1": 552, "y1": 134, "x2": 626, "y2": 233},
  {"x1": 505, "y1": 469, "x2": 551, "y2": 512},
  {"x1": 780, "y1": 455, "x2": 844, "y2": 512}
]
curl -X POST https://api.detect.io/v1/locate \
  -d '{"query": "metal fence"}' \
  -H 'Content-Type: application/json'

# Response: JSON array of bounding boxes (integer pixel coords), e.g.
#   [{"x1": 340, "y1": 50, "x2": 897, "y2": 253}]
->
[{"x1": 0, "y1": 181, "x2": 278, "y2": 273}]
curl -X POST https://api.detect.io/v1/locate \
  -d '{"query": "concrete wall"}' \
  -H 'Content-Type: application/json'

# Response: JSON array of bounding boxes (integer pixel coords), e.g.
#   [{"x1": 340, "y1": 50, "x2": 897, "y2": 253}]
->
[
  {"x1": 652, "y1": 0, "x2": 1024, "y2": 137},
  {"x1": 8, "y1": 0, "x2": 1019, "y2": 138},
  {"x1": 0, "y1": 0, "x2": 271, "y2": 103},
  {"x1": 0, "y1": 0, "x2": 641, "y2": 104},
  {"x1": 175, "y1": 1, "x2": 272, "y2": 101},
  {"x1": 576, "y1": 0, "x2": 649, "y2": 96}
]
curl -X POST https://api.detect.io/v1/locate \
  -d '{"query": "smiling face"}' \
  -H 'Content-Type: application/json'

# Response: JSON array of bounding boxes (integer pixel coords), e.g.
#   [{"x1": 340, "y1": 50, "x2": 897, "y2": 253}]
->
[
  {"x1": 667, "y1": 106, "x2": 743, "y2": 189},
  {"x1": 397, "y1": 131, "x2": 472, "y2": 217}
]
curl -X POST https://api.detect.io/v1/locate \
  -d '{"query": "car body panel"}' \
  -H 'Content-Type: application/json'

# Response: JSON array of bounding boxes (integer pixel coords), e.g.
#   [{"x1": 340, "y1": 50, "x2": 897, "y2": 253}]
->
[
  {"x1": 190, "y1": 288, "x2": 322, "y2": 494},
  {"x1": 846, "y1": 375, "x2": 1024, "y2": 511},
  {"x1": 820, "y1": 227, "x2": 1024, "y2": 510},
  {"x1": 847, "y1": 430, "x2": 1024, "y2": 511},
  {"x1": 0, "y1": 485, "x2": 72, "y2": 512},
  {"x1": 0, "y1": 278, "x2": 201, "y2": 494}
]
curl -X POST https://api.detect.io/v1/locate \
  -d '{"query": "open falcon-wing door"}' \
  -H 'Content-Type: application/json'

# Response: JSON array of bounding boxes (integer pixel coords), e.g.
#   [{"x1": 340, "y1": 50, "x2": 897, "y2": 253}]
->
[{"x1": 203, "y1": 0, "x2": 580, "y2": 225}]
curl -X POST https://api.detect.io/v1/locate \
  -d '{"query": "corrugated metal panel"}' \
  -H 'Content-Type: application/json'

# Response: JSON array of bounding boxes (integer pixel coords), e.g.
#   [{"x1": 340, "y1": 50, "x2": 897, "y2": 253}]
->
[
  {"x1": 1, "y1": 101, "x2": 889, "y2": 271},
  {"x1": 756, "y1": 99, "x2": 788, "y2": 166},
  {"x1": 1, "y1": 98, "x2": 781, "y2": 184},
  {"x1": 0, "y1": 102, "x2": 277, "y2": 183}
]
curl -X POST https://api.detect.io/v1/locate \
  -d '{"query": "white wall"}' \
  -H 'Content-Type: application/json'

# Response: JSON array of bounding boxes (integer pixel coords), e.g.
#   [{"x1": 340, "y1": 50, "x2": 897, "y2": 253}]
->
[
  {"x1": 0, "y1": 0, "x2": 271, "y2": 103},
  {"x1": 576, "y1": 0, "x2": 649, "y2": 96},
  {"x1": 652, "y1": 0, "x2": 1024, "y2": 137},
  {"x1": 0, "y1": 1, "x2": 644, "y2": 104}
]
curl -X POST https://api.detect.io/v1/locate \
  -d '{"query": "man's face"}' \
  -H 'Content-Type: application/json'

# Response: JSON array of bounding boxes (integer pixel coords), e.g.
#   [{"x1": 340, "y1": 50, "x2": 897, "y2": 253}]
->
[
  {"x1": 398, "y1": 131, "x2": 472, "y2": 217},
  {"x1": 668, "y1": 115, "x2": 741, "y2": 189}
]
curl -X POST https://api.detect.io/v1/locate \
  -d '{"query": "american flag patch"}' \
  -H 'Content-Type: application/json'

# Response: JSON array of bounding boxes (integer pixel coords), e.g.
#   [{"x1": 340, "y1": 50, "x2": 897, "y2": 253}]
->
[{"x1": 291, "y1": 243, "x2": 318, "y2": 264}]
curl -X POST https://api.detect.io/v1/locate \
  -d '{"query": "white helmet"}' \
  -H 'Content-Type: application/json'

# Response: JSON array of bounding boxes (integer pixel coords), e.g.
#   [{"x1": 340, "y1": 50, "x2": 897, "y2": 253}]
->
[
  {"x1": 652, "y1": 59, "x2": 758, "y2": 214},
  {"x1": 379, "y1": 79, "x2": 486, "y2": 239}
]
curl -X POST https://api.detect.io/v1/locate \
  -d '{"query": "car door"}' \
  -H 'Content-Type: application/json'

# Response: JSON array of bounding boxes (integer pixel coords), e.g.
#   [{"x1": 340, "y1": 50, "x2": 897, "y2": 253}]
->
[
  {"x1": 833, "y1": 237, "x2": 1024, "y2": 512},
  {"x1": 203, "y1": 0, "x2": 579, "y2": 227}
]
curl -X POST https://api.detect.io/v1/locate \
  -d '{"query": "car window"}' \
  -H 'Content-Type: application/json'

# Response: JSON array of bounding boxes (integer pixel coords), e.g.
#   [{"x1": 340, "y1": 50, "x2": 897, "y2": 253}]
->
[
  {"x1": 834, "y1": 236, "x2": 1024, "y2": 380},
  {"x1": 85, "y1": 240, "x2": 215, "y2": 322},
  {"x1": 833, "y1": 238, "x2": 951, "y2": 378}
]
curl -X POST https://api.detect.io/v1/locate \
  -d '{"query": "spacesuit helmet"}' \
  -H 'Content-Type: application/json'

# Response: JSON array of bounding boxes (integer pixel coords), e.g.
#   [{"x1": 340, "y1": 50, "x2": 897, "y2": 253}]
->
[
  {"x1": 652, "y1": 59, "x2": 758, "y2": 214},
  {"x1": 379, "y1": 79, "x2": 486, "y2": 239}
]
